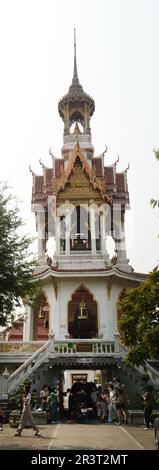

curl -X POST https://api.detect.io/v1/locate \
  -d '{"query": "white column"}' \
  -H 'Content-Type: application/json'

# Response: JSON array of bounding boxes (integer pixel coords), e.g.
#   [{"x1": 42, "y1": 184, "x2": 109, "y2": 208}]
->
[
  {"x1": 0, "y1": 368, "x2": 10, "y2": 399},
  {"x1": 115, "y1": 220, "x2": 127, "y2": 263},
  {"x1": 66, "y1": 211, "x2": 71, "y2": 256},
  {"x1": 100, "y1": 213, "x2": 106, "y2": 254},
  {"x1": 55, "y1": 216, "x2": 60, "y2": 255},
  {"x1": 38, "y1": 238, "x2": 45, "y2": 263},
  {"x1": 23, "y1": 305, "x2": 32, "y2": 341},
  {"x1": 90, "y1": 207, "x2": 96, "y2": 255},
  {"x1": 46, "y1": 282, "x2": 59, "y2": 339},
  {"x1": 37, "y1": 212, "x2": 46, "y2": 264}
]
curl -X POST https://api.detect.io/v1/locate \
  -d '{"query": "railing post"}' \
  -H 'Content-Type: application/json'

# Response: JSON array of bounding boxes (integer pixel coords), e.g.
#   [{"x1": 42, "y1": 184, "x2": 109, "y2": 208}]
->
[
  {"x1": 49, "y1": 330, "x2": 55, "y2": 353},
  {"x1": 0, "y1": 367, "x2": 10, "y2": 399},
  {"x1": 113, "y1": 332, "x2": 120, "y2": 353}
]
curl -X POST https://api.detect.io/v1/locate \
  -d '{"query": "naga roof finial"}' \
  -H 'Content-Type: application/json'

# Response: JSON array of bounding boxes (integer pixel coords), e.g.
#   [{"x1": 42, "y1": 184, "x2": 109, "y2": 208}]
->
[{"x1": 29, "y1": 165, "x2": 36, "y2": 176}]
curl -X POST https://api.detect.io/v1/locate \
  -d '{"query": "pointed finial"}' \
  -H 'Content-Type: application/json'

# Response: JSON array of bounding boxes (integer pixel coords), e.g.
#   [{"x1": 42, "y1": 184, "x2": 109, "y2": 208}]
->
[
  {"x1": 39, "y1": 158, "x2": 45, "y2": 169},
  {"x1": 125, "y1": 162, "x2": 130, "y2": 172},
  {"x1": 49, "y1": 147, "x2": 55, "y2": 159},
  {"x1": 115, "y1": 155, "x2": 120, "y2": 165},
  {"x1": 72, "y1": 28, "x2": 80, "y2": 86},
  {"x1": 103, "y1": 145, "x2": 108, "y2": 156},
  {"x1": 29, "y1": 165, "x2": 35, "y2": 176}
]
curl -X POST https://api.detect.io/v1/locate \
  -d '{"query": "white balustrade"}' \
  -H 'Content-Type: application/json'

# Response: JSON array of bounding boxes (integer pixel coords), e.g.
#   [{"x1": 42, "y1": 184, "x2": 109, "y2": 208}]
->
[{"x1": 53, "y1": 340, "x2": 115, "y2": 355}]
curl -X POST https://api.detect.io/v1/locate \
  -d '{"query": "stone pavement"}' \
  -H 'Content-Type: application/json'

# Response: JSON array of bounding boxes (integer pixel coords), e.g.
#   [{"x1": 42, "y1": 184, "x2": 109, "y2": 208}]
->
[{"x1": 0, "y1": 423, "x2": 155, "y2": 451}]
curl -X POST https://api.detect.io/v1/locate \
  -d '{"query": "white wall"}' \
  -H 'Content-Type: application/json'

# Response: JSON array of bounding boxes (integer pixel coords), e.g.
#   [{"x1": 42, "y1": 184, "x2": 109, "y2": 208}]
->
[
  {"x1": 48, "y1": 277, "x2": 123, "y2": 340},
  {"x1": 27, "y1": 276, "x2": 124, "y2": 341}
]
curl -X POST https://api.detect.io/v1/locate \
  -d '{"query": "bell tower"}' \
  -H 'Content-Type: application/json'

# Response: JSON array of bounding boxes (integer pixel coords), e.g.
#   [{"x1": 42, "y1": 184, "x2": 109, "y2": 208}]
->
[
  {"x1": 58, "y1": 29, "x2": 95, "y2": 162},
  {"x1": 31, "y1": 29, "x2": 132, "y2": 273}
]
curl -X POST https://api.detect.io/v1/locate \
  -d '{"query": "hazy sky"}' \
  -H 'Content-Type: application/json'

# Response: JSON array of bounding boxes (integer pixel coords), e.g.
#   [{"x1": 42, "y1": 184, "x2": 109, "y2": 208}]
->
[{"x1": 0, "y1": 0, "x2": 158, "y2": 274}]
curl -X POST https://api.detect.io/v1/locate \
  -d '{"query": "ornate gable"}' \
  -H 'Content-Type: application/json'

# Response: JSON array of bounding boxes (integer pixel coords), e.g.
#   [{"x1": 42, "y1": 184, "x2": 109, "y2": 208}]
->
[
  {"x1": 57, "y1": 157, "x2": 103, "y2": 205},
  {"x1": 56, "y1": 144, "x2": 111, "y2": 205}
]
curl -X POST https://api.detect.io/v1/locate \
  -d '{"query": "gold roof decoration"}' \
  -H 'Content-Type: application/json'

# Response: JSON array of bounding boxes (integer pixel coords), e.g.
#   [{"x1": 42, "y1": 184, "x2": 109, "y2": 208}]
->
[{"x1": 55, "y1": 143, "x2": 112, "y2": 201}]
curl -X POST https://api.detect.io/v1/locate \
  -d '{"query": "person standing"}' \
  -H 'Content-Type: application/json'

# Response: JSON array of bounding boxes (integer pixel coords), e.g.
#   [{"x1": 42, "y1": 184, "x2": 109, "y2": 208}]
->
[
  {"x1": 142, "y1": 386, "x2": 154, "y2": 429},
  {"x1": 96, "y1": 387, "x2": 107, "y2": 423},
  {"x1": 0, "y1": 406, "x2": 3, "y2": 431},
  {"x1": 15, "y1": 385, "x2": 40, "y2": 436},
  {"x1": 108, "y1": 384, "x2": 117, "y2": 423},
  {"x1": 50, "y1": 389, "x2": 58, "y2": 423}
]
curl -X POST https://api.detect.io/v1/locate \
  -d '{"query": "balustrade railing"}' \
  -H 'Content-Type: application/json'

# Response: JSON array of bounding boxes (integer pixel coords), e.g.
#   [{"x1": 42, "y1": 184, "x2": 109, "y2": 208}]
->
[{"x1": 53, "y1": 339, "x2": 115, "y2": 355}]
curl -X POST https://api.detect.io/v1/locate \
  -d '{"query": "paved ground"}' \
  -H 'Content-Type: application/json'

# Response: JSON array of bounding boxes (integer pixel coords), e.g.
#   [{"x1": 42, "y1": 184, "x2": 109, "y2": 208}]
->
[{"x1": 0, "y1": 423, "x2": 155, "y2": 450}]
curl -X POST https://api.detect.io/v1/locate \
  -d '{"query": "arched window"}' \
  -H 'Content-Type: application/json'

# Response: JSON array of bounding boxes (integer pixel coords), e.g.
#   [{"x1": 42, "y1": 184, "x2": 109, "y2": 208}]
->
[
  {"x1": 70, "y1": 206, "x2": 91, "y2": 251},
  {"x1": 33, "y1": 293, "x2": 49, "y2": 340}
]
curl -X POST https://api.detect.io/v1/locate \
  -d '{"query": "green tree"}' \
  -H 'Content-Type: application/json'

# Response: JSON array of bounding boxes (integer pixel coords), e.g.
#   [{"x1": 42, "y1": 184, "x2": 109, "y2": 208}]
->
[
  {"x1": 150, "y1": 148, "x2": 159, "y2": 209},
  {"x1": 0, "y1": 184, "x2": 38, "y2": 327},
  {"x1": 118, "y1": 267, "x2": 159, "y2": 366}
]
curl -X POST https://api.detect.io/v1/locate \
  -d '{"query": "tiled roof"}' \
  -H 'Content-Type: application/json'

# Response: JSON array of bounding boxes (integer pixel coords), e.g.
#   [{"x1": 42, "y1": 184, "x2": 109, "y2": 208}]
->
[
  {"x1": 104, "y1": 167, "x2": 114, "y2": 184},
  {"x1": 45, "y1": 168, "x2": 53, "y2": 185},
  {"x1": 92, "y1": 158, "x2": 103, "y2": 177},
  {"x1": 55, "y1": 159, "x2": 64, "y2": 178},
  {"x1": 34, "y1": 175, "x2": 43, "y2": 193},
  {"x1": 116, "y1": 173, "x2": 125, "y2": 192}
]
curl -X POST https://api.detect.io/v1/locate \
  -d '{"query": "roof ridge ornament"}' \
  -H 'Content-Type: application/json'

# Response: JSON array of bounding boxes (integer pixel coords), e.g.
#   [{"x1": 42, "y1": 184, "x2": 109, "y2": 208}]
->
[
  {"x1": 125, "y1": 162, "x2": 130, "y2": 172},
  {"x1": 115, "y1": 155, "x2": 119, "y2": 166},
  {"x1": 94, "y1": 145, "x2": 108, "y2": 159},
  {"x1": 39, "y1": 158, "x2": 49, "y2": 169},
  {"x1": 103, "y1": 145, "x2": 108, "y2": 156},
  {"x1": 49, "y1": 147, "x2": 56, "y2": 159},
  {"x1": 29, "y1": 165, "x2": 36, "y2": 176}
]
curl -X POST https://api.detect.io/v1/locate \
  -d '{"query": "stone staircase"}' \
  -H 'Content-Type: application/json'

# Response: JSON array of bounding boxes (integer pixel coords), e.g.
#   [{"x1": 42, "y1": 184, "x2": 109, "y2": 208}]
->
[
  {"x1": 5, "y1": 338, "x2": 117, "y2": 394},
  {"x1": 116, "y1": 345, "x2": 159, "y2": 398},
  {"x1": 8, "y1": 340, "x2": 52, "y2": 394}
]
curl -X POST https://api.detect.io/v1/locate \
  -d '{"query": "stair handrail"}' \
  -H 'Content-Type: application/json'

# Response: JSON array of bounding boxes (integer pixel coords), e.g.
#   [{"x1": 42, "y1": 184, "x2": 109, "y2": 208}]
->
[
  {"x1": 145, "y1": 361, "x2": 159, "y2": 381},
  {"x1": 8, "y1": 340, "x2": 51, "y2": 384}
]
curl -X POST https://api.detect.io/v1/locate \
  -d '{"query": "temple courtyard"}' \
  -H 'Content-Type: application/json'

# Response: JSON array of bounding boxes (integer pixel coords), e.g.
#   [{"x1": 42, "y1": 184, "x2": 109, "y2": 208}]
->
[{"x1": 0, "y1": 422, "x2": 155, "y2": 450}]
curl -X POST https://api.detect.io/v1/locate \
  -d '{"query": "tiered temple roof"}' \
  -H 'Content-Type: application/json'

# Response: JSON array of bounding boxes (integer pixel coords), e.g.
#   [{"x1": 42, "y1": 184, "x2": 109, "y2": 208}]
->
[{"x1": 31, "y1": 144, "x2": 129, "y2": 208}]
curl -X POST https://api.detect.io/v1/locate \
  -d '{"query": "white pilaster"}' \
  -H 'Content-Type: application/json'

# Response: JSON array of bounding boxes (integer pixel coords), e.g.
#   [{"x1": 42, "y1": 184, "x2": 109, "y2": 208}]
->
[
  {"x1": 90, "y1": 207, "x2": 96, "y2": 255},
  {"x1": 66, "y1": 211, "x2": 71, "y2": 256},
  {"x1": 23, "y1": 305, "x2": 32, "y2": 341},
  {"x1": 44, "y1": 281, "x2": 59, "y2": 339},
  {"x1": 100, "y1": 213, "x2": 106, "y2": 254},
  {"x1": 115, "y1": 220, "x2": 132, "y2": 272},
  {"x1": 36, "y1": 210, "x2": 46, "y2": 263},
  {"x1": 56, "y1": 216, "x2": 60, "y2": 255}
]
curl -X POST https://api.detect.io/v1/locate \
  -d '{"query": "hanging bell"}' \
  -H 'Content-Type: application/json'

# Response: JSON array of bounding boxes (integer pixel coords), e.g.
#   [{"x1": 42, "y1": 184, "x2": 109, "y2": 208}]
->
[{"x1": 78, "y1": 299, "x2": 88, "y2": 320}]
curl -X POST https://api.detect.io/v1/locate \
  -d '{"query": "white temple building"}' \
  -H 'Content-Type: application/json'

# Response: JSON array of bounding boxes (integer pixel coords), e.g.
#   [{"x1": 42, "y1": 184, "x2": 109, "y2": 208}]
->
[{"x1": 0, "y1": 32, "x2": 149, "y2": 408}]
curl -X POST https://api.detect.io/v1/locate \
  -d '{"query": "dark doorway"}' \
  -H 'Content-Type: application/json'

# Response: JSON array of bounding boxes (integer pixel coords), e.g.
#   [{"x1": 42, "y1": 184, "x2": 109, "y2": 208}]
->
[{"x1": 68, "y1": 286, "x2": 98, "y2": 339}]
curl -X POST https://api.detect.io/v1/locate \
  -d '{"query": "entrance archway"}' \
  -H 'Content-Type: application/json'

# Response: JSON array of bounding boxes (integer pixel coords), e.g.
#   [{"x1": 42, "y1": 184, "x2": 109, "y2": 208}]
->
[{"x1": 68, "y1": 285, "x2": 98, "y2": 339}]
